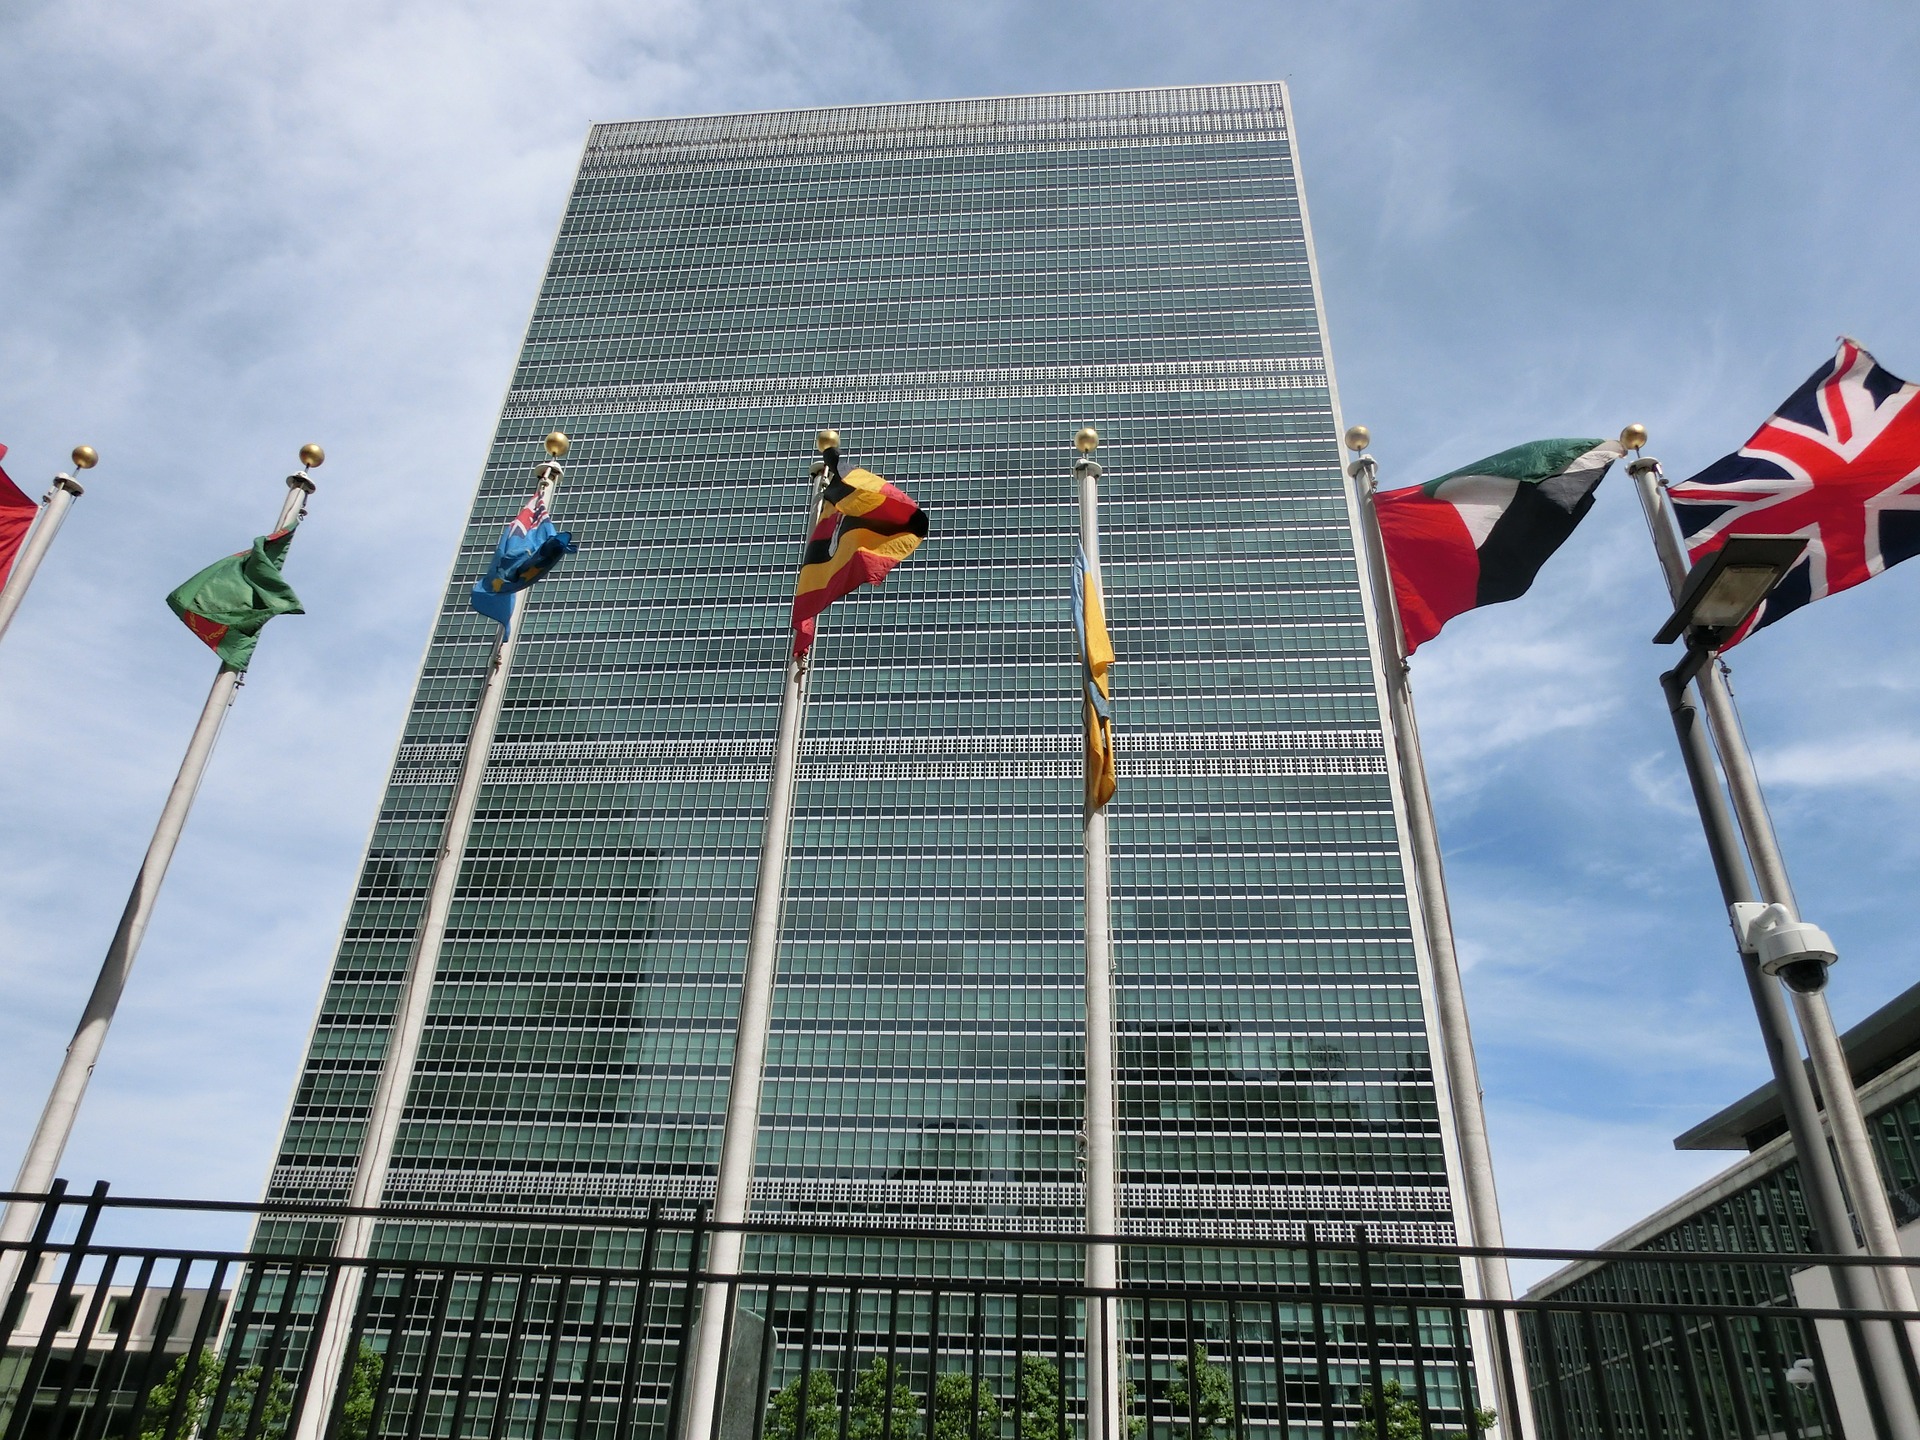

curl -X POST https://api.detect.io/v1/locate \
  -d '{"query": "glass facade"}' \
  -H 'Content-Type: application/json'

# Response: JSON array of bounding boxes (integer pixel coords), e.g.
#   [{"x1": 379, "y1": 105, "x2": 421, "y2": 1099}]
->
[{"x1": 264, "y1": 84, "x2": 1465, "y2": 1263}]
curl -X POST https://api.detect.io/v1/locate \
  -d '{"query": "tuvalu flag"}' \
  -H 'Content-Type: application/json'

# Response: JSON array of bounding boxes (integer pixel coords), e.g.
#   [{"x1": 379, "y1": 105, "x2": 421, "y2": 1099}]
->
[
  {"x1": 1375, "y1": 438, "x2": 1625, "y2": 653},
  {"x1": 167, "y1": 526, "x2": 305, "y2": 670},
  {"x1": 791, "y1": 467, "x2": 928, "y2": 659},
  {"x1": 472, "y1": 482, "x2": 576, "y2": 631},
  {"x1": 1073, "y1": 547, "x2": 1116, "y2": 810},
  {"x1": 0, "y1": 445, "x2": 38, "y2": 589}
]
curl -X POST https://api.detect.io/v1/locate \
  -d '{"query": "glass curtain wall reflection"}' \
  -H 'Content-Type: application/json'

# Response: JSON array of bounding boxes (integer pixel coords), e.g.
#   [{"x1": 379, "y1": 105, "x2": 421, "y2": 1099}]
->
[{"x1": 262, "y1": 85, "x2": 1465, "y2": 1272}]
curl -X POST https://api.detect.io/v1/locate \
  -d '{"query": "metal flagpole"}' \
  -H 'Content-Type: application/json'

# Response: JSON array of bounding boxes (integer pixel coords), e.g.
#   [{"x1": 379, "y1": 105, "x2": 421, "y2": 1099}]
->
[
  {"x1": 293, "y1": 435, "x2": 568, "y2": 1440},
  {"x1": 1340, "y1": 428, "x2": 1533, "y2": 1438},
  {"x1": 0, "y1": 446, "x2": 99, "y2": 648},
  {"x1": 0, "y1": 445, "x2": 321, "y2": 1299},
  {"x1": 1628, "y1": 448, "x2": 1920, "y2": 1341},
  {"x1": 1074, "y1": 428, "x2": 1124, "y2": 1440},
  {"x1": 1657, "y1": 668, "x2": 1920, "y2": 1436},
  {"x1": 679, "y1": 431, "x2": 834, "y2": 1440},
  {"x1": 1695, "y1": 669, "x2": 1920, "y2": 1312}
]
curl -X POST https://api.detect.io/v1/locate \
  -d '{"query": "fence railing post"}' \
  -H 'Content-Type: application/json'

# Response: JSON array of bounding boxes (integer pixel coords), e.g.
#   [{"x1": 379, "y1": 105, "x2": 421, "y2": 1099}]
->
[
  {"x1": 2, "y1": 1179, "x2": 108, "y2": 1440},
  {"x1": 4, "y1": 1188, "x2": 1920, "y2": 1440},
  {"x1": 666, "y1": 1203, "x2": 710, "y2": 1440}
]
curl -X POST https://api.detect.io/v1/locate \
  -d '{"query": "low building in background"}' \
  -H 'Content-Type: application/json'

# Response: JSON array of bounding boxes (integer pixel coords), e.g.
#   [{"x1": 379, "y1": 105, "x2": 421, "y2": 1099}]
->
[
  {"x1": 1527, "y1": 981, "x2": 1920, "y2": 1434},
  {"x1": 0, "y1": 1269, "x2": 228, "y2": 1439}
]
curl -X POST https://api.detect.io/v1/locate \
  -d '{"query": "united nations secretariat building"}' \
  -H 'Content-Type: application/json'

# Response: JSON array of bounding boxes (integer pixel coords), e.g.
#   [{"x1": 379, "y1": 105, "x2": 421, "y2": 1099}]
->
[{"x1": 263, "y1": 84, "x2": 1469, "y2": 1268}]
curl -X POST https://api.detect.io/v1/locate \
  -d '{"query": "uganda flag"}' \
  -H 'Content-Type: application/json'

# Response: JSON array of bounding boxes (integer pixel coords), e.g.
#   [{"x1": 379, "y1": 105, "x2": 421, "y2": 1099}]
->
[
  {"x1": 1376, "y1": 438, "x2": 1625, "y2": 653},
  {"x1": 166, "y1": 526, "x2": 305, "y2": 670},
  {"x1": 791, "y1": 467, "x2": 929, "y2": 659}
]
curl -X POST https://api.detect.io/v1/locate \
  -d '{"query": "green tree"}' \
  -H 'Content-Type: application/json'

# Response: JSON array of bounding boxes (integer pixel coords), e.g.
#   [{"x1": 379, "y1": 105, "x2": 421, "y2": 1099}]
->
[
  {"x1": 1014, "y1": 1356, "x2": 1061, "y2": 1440},
  {"x1": 1161, "y1": 1347, "x2": 1234, "y2": 1440},
  {"x1": 848, "y1": 1358, "x2": 922, "y2": 1440},
  {"x1": 139, "y1": 1351, "x2": 292, "y2": 1440},
  {"x1": 766, "y1": 1368, "x2": 843, "y2": 1440},
  {"x1": 931, "y1": 1371, "x2": 1001, "y2": 1440},
  {"x1": 336, "y1": 1343, "x2": 386, "y2": 1440},
  {"x1": 1352, "y1": 1381, "x2": 1496, "y2": 1440}
]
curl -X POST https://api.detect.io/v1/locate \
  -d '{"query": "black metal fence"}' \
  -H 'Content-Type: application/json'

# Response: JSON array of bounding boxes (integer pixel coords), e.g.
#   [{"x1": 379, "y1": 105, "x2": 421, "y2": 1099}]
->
[{"x1": 1, "y1": 1184, "x2": 1914, "y2": 1440}]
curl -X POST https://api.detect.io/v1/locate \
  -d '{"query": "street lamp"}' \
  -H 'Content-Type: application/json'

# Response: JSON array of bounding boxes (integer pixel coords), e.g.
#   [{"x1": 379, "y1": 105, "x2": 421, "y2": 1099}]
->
[{"x1": 1653, "y1": 534, "x2": 1807, "y2": 649}]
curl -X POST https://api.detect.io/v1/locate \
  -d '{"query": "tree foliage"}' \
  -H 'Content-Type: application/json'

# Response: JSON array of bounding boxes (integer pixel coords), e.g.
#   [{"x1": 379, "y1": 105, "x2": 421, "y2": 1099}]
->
[
  {"x1": 139, "y1": 1351, "x2": 291, "y2": 1440},
  {"x1": 138, "y1": 1340, "x2": 384, "y2": 1440},
  {"x1": 1015, "y1": 1356, "x2": 1062, "y2": 1440},
  {"x1": 849, "y1": 1358, "x2": 922, "y2": 1440},
  {"x1": 1352, "y1": 1381, "x2": 1496, "y2": 1440},
  {"x1": 930, "y1": 1371, "x2": 1002, "y2": 1440},
  {"x1": 766, "y1": 1368, "x2": 843, "y2": 1440},
  {"x1": 1161, "y1": 1347, "x2": 1235, "y2": 1440},
  {"x1": 336, "y1": 1343, "x2": 386, "y2": 1440}
]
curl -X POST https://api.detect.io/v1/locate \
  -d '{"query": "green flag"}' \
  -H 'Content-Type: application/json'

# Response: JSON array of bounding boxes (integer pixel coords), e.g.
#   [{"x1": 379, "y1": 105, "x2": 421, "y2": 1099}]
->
[{"x1": 166, "y1": 526, "x2": 304, "y2": 670}]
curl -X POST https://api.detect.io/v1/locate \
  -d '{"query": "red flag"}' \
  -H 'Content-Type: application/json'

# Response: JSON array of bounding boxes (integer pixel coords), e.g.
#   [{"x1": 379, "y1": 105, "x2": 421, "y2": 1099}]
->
[{"x1": 0, "y1": 445, "x2": 40, "y2": 589}]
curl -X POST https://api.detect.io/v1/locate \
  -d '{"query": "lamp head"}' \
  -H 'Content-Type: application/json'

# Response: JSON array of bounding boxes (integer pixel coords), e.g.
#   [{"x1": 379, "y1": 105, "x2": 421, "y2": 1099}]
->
[
  {"x1": 816, "y1": 429, "x2": 840, "y2": 453},
  {"x1": 1620, "y1": 423, "x2": 1649, "y2": 452},
  {"x1": 298, "y1": 443, "x2": 325, "y2": 470},
  {"x1": 1654, "y1": 535, "x2": 1807, "y2": 646},
  {"x1": 1075, "y1": 427, "x2": 1100, "y2": 454},
  {"x1": 544, "y1": 432, "x2": 570, "y2": 458},
  {"x1": 1344, "y1": 425, "x2": 1371, "y2": 453},
  {"x1": 70, "y1": 445, "x2": 99, "y2": 471}
]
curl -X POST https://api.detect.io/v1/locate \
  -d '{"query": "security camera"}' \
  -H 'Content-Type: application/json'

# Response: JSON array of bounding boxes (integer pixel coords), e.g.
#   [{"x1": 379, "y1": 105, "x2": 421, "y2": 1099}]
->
[{"x1": 1730, "y1": 903, "x2": 1838, "y2": 993}]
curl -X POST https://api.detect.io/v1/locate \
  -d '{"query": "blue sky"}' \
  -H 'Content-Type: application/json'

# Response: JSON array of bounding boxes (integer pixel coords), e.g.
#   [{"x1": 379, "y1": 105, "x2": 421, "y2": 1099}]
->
[{"x1": 1, "y1": 1, "x2": 1917, "y2": 1260}]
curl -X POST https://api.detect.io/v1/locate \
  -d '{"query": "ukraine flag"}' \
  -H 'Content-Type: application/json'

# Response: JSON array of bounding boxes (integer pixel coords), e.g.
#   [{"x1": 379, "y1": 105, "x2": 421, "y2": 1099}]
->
[{"x1": 1073, "y1": 547, "x2": 1116, "y2": 810}]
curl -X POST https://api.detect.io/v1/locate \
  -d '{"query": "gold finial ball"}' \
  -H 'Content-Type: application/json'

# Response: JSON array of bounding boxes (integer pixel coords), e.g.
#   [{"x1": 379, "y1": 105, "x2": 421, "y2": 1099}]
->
[
  {"x1": 1620, "y1": 423, "x2": 1649, "y2": 451},
  {"x1": 1344, "y1": 426, "x2": 1371, "y2": 453},
  {"x1": 298, "y1": 443, "x2": 325, "y2": 469},
  {"x1": 544, "y1": 432, "x2": 570, "y2": 458},
  {"x1": 816, "y1": 429, "x2": 841, "y2": 453},
  {"x1": 70, "y1": 445, "x2": 98, "y2": 471},
  {"x1": 1075, "y1": 427, "x2": 1100, "y2": 454}
]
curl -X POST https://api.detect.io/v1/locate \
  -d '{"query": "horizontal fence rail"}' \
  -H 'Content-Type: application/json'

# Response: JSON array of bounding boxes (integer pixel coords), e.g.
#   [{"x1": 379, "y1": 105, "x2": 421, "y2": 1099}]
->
[{"x1": 0, "y1": 1185, "x2": 1915, "y2": 1440}]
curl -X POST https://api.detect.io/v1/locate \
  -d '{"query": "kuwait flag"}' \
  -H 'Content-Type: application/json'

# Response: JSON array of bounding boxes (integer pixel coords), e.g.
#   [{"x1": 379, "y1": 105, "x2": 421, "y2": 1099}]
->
[
  {"x1": 1376, "y1": 438, "x2": 1625, "y2": 653},
  {"x1": 0, "y1": 444, "x2": 40, "y2": 589}
]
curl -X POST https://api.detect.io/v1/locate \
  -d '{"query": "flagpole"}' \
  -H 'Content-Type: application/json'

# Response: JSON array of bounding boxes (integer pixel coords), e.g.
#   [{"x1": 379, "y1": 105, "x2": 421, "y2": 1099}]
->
[
  {"x1": 291, "y1": 435, "x2": 568, "y2": 1440},
  {"x1": 0, "y1": 446, "x2": 99, "y2": 648},
  {"x1": 1628, "y1": 450, "x2": 1920, "y2": 1331},
  {"x1": 680, "y1": 432, "x2": 832, "y2": 1440},
  {"x1": 1656, "y1": 658, "x2": 1920, "y2": 1435},
  {"x1": 1074, "y1": 428, "x2": 1124, "y2": 1440},
  {"x1": 0, "y1": 446, "x2": 320, "y2": 1296},
  {"x1": 1341, "y1": 429, "x2": 1532, "y2": 1438}
]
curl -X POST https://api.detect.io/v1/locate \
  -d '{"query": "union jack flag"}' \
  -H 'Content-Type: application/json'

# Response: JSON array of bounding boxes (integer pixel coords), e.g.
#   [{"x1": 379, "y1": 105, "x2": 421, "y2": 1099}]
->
[{"x1": 1667, "y1": 338, "x2": 1920, "y2": 644}]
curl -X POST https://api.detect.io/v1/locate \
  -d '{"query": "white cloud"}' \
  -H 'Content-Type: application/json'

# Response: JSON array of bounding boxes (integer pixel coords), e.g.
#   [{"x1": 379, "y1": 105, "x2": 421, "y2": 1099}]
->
[
  {"x1": 1758, "y1": 734, "x2": 1920, "y2": 788},
  {"x1": 0, "y1": 0, "x2": 903, "y2": 1203},
  {"x1": 1488, "y1": 1100, "x2": 1732, "y2": 1286}
]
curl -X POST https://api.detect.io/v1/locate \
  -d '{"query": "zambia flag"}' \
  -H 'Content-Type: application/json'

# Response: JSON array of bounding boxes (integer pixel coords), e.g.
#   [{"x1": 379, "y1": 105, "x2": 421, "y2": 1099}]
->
[
  {"x1": 1073, "y1": 547, "x2": 1116, "y2": 810},
  {"x1": 791, "y1": 468, "x2": 928, "y2": 659},
  {"x1": 167, "y1": 527, "x2": 305, "y2": 670},
  {"x1": 1375, "y1": 438, "x2": 1624, "y2": 653}
]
